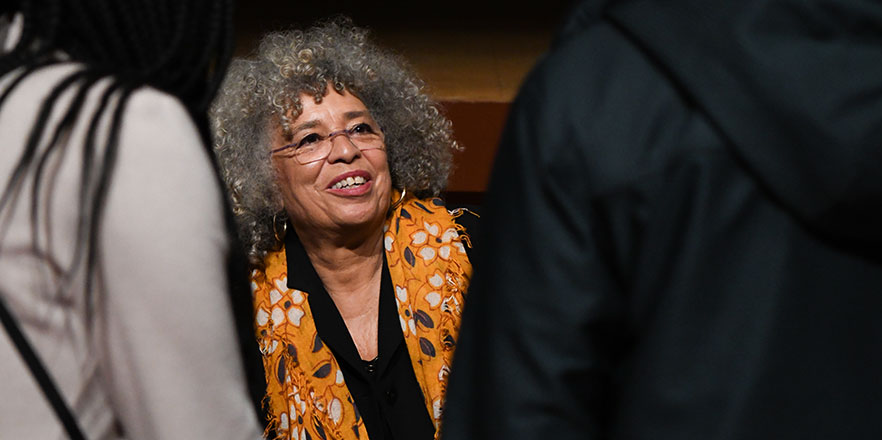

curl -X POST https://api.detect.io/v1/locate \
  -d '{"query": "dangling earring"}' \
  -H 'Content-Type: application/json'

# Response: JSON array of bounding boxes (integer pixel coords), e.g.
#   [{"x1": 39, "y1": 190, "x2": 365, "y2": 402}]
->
[
  {"x1": 272, "y1": 212, "x2": 287, "y2": 243},
  {"x1": 390, "y1": 187, "x2": 407, "y2": 210}
]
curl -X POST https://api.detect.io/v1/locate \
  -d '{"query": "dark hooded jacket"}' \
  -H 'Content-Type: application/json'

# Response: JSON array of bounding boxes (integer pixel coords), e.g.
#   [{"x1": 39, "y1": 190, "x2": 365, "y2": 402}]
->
[{"x1": 442, "y1": 0, "x2": 882, "y2": 438}]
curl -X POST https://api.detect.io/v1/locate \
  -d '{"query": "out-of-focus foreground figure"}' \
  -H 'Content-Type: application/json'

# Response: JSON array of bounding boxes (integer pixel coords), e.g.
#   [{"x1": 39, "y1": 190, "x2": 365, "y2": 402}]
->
[
  {"x1": 443, "y1": 0, "x2": 882, "y2": 438},
  {"x1": 0, "y1": 0, "x2": 266, "y2": 438}
]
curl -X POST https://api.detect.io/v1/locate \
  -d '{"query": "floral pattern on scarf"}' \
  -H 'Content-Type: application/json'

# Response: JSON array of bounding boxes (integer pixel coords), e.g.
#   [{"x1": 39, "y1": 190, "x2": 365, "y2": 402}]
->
[{"x1": 252, "y1": 194, "x2": 472, "y2": 440}]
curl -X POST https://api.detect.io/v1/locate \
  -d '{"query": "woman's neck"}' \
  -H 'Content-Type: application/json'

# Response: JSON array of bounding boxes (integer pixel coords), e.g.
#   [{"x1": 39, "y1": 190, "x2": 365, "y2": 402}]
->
[{"x1": 295, "y1": 222, "x2": 385, "y2": 360}]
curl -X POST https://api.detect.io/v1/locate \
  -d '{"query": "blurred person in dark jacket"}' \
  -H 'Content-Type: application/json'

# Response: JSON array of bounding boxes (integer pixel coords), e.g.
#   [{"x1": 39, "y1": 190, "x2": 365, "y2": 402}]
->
[{"x1": 442, "y1": 0, "x2": 882, "y2": 438}]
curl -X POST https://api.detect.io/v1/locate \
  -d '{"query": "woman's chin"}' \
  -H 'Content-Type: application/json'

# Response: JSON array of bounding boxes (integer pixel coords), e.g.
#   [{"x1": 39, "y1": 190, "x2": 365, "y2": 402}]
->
[
  {"x1": 325, "y1": 205, "x2": 387, "y2": 231},
  {"x1": 324, "y1": 189, "x2": 390, "y2": 228}
]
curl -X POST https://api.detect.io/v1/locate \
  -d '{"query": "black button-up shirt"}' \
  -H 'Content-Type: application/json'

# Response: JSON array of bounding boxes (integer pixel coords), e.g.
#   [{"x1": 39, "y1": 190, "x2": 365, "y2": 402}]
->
[
  {"x1": 283, "y1": 207, "x2": 477, "y2": 440},
  {"x1": 284, "y1": 228, "x2": 434, "y2": 440}
]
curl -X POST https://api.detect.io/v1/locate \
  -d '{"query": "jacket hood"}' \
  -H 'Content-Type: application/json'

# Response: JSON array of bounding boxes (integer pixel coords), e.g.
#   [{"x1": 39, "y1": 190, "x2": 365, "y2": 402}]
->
[{"x1": 566, "y1": 0, "x2": 882, "y2": 245}]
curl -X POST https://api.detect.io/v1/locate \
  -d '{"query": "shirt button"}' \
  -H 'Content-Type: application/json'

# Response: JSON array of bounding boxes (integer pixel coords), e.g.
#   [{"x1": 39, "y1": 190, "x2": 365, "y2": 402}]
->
[{"x1": 385, "y1": 388, "x2": 397, "y2": 405}]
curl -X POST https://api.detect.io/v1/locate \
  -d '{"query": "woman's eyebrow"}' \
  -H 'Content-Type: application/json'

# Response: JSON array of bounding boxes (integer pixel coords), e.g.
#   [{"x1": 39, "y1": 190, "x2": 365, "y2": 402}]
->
[
  {"x1": 291, "y1": 111, "x2": 370, "y2": 134},
  {"x1": 290, "y1": 120, "x2": 320, "y2": 135},
  {"x1": 344, "y1": 110, "x2": 371, "y2": 120}
]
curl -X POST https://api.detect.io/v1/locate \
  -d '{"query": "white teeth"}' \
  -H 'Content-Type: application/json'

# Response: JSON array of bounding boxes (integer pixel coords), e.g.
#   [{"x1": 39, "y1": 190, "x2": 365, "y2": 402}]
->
[{"x1": 332, "y1": 175, "x2": 367, "y2": 190}]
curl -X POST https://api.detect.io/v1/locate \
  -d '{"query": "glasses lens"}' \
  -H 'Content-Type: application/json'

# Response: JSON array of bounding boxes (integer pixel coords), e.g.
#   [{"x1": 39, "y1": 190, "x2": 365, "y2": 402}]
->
[
  {"x1": 293, "y1": 144, "x2": 326, "y2": 164},
  {"x1": 290, "y1": 123, "x2": 384, "y2": 164},
  {"x1": 348, "y1": 123, "x2": 384, "y2": 151}
]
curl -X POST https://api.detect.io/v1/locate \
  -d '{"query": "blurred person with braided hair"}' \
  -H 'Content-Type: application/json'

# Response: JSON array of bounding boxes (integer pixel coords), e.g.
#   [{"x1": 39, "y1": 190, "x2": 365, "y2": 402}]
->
[{"x1": 0, "y1": 0, "x2": 267, "y2": 438}]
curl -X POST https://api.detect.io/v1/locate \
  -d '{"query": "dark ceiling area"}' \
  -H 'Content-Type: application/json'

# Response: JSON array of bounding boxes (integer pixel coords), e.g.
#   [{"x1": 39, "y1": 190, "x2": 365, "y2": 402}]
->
[
  {"x1": 234, "y1": 0, "x2": 576, "y2": 37},
  {"x1": 231, "y1": 0, "x2": 576, "y2": 102},
  {"x1": 229, "y1": 0, "x2": 578, "y2": 194}
]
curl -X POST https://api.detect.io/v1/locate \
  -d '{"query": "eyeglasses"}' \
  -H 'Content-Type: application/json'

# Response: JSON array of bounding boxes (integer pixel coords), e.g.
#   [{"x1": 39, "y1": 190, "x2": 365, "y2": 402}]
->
[{"x1": 270, "y1": 122, "x2": 385, "y2": 164}]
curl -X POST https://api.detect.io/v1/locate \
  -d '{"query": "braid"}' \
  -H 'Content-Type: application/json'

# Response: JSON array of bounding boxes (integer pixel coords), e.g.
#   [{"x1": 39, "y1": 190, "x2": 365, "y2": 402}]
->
[
  {"x1": 0, "y1": 71, "x2": 86, "y2": 219},
  {"x1": 103, "y1": 1, "x2": 144, "y2": 67},
  {"x1": 41, "y1": 80, "x2": 120, "y2": 314},
  {"x1": 28, "y1": 75, "x2": 100, "y2": 250},
  {"x1": 81, "y1": 85, "x2": 132, "y2": 320},
  {"x1": 84, "y1": 1, "x2": 132, "y2": 66},
  {"x1": 184, "y1": 0, "x2": 226, "y2": 111},
  {"x1": 202, "y1": 0, "x2": 235, "y2": 113},
  {"x1": 61, "y1": 1, "x2": 113, "y2": 67},
  {"x1": 165, "y1": 0, "x2": 202, "y2": 95},
  {"x1": 136, "y1": 0, "x2": 163, "y2": 64}
]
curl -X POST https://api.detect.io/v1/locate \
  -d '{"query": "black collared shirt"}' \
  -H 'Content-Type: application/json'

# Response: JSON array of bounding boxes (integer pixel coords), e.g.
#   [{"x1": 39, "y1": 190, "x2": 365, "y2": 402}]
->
[{"x1": 284, "y1": 207, "x2": 478, "y2": 440}]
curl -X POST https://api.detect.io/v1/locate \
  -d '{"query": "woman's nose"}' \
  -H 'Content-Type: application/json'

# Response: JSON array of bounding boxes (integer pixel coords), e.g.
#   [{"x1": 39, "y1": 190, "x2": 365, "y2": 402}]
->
[{"x1": 326, "y1": 132, "x2": 361, "y2": 162}]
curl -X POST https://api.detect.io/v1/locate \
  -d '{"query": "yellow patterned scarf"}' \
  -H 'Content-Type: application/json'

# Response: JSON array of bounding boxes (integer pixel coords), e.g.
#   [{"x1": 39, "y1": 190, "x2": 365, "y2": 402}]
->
[{"x1": 251, "y1": 193, "x2": 472, "y2": 440}]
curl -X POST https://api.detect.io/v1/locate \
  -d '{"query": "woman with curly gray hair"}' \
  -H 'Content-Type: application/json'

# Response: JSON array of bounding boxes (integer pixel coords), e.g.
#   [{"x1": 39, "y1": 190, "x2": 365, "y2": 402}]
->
[{"x1": 211, "y1": 17, "x2": 477, "y2": 440}]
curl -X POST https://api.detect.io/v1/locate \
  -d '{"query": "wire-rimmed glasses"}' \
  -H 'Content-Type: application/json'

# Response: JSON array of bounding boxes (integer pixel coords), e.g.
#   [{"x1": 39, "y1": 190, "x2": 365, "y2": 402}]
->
[{"x1": 270, "y1": 121, "x2": 385, "y2": 165}]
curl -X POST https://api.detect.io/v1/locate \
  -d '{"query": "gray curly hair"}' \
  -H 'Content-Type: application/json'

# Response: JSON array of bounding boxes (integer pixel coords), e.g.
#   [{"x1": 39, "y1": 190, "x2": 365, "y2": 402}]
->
[{"x1": 210, "y1": 17, "x2": 458, "y2": 266}]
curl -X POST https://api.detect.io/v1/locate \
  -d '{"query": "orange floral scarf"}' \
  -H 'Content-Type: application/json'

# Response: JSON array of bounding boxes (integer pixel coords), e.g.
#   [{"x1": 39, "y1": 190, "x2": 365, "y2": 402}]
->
[{"x1": 251, "y1": 193, "x2": 472, "y2": 440}]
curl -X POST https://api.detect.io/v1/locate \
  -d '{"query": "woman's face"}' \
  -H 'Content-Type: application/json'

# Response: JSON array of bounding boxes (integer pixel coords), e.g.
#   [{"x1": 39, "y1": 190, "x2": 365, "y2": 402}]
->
[{"x1": 271, "y1": 89, "x2": 392, "y2": 236}]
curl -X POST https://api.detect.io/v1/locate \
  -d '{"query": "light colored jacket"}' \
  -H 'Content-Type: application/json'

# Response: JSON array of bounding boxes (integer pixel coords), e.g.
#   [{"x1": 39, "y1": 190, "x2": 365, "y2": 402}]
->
[{"x1": 0, "y1": 50, "x2": 264, "y2": 440}]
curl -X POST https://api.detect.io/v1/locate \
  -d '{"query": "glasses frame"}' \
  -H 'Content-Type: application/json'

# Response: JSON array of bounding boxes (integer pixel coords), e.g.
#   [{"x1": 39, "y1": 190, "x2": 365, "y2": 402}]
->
[{"x1": 270, "y1": 124, "x2": 385, "y2": 165}]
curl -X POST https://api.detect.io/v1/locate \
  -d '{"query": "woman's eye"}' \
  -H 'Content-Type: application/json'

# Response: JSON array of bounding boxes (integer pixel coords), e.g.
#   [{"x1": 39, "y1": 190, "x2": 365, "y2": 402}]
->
[
  {"x1": 297, "y1": 133, "x2": 322, "y2": 147},
  {"x1": 351, "y1": 122, "x2": 375, "y2": 134}
]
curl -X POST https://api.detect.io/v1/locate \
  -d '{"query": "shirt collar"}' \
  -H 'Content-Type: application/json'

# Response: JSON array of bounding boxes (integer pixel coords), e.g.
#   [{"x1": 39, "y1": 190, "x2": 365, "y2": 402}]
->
[{"x1": 283, "y1": 222, "x2": 403, "y2": 378}]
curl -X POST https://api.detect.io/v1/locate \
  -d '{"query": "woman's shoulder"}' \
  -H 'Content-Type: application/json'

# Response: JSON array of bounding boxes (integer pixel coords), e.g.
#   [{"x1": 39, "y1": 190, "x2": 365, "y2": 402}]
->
[
  {"x1": 118, "y1": 85, "x2": 210, "y2": 168},
  {"x1": 125, "y1": 85, "x2": 198, "y2": 137}
]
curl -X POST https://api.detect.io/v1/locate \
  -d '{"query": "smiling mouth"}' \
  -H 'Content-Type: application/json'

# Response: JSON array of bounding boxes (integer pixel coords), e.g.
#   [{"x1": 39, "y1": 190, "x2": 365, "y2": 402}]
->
[{"x1": 330, "y1": 175, "x2": 368, "y2": 190}]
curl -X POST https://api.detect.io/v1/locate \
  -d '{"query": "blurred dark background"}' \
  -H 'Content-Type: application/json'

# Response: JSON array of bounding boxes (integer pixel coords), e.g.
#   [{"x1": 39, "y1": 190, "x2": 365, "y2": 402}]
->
[
  {"x1": 233, "y1": 0, "x2": 576, "y2": 203},
  {"x1": 234, "y1": 0, "x2": 574, "y2": 35}
]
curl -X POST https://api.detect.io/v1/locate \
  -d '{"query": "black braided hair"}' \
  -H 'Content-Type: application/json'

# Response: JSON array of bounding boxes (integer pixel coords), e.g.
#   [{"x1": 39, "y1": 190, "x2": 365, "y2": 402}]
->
[{"x1": 0, "y1": 0, "x2": 269, "y2": 428}]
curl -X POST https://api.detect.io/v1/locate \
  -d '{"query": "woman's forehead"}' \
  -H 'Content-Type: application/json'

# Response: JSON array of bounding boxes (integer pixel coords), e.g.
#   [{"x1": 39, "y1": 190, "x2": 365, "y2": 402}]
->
[
  {"x1": 291, "y1": 89, "x2": 369, "y2": 125},
  {"x1": 271, "y1": 88, "x2": 372, "y2": 142}
]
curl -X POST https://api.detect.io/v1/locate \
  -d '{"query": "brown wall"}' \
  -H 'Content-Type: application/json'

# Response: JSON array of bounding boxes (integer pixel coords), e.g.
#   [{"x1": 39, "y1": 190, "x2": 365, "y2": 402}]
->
[{"x1": 443, "y1": 102, "x2": 510, "y2": 204}]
